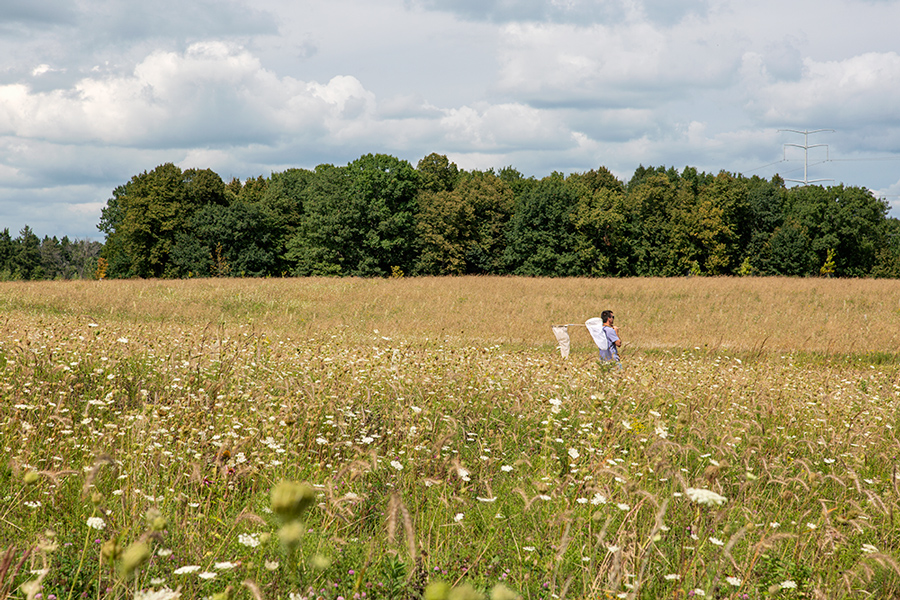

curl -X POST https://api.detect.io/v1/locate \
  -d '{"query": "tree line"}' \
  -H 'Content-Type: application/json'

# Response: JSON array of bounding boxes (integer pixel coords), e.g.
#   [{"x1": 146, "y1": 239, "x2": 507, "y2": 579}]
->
[
  {"x1": 0, "y1": 226, "x2": 101, "y2": 281},
  {"x1": 7, "y1": 152, "x2": 900, "y2": 280}
]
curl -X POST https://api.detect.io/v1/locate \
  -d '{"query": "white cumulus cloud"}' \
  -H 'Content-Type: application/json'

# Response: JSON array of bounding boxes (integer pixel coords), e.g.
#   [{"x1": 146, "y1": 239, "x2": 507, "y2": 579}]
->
[{"x1": 745, "y1": 52, "x2": 900, "y2": 127}]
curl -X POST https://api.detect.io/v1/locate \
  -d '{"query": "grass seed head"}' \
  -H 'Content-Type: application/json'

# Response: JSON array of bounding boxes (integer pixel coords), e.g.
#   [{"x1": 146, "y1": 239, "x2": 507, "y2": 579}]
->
[
  {"x1": 101, "y1": 538, "x2": 123, "y2": 561},
  {"x1": 146, "y1": 507, "x2": 168, "y2": 531},
  {"x1": 490, "y1": 584, "x2": 521, "y2": 600},
  {"x1": 119, "y1": 541, "x2": 151, "y2": 579},
  {"x1": 209, "y1": 586, "x2": 234, "y2": 600},
  {"x1": 448, "y1": 582, "x2": 485, "y2": 600},
  {"x1": 309, "y1": 553, "x2": 332, "y2": 570},
  {"x1": 424, "y1": 581, "x2": 451, "y2": 600},
  {"x1": 278, "y1": 521, "x2": 305, "y2": 550},
  {"x1": 271, "y1": 480, "x2": 315, "y2": 522}
]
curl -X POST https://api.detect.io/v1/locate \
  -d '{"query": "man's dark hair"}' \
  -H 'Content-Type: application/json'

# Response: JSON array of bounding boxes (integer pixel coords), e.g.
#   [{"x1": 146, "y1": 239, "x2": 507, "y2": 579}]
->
[{"x1": 601, "y1": 310, "x2": 614, "y2": 323}]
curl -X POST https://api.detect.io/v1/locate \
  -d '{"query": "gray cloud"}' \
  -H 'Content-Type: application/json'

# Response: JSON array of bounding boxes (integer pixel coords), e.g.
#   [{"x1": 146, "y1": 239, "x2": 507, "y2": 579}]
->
[
  {"x1": 409, "y1": 0, "x2": 709, "y2": 24},
  {"x1": 0, "y1": 0, "x2": 77, "y2": 27},
  {"x1": 493, "y1": 20, "x2": 743, "y2": 110},
  {"x1": 87, "y1": 0, "x2": 278, "y2": 44},
  {"x1": 3, "y1": 0, "x2": 900, "y2": 239}
]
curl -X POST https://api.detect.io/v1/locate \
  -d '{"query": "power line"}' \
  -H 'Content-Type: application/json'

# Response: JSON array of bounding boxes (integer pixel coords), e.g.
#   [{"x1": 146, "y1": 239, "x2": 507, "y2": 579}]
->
[
  {"x1": 829, "y1": 157, "x2": 900, "y2": 162},
  {"x1": 744, "y1": 159, "x2": 786, "y2": 173}
]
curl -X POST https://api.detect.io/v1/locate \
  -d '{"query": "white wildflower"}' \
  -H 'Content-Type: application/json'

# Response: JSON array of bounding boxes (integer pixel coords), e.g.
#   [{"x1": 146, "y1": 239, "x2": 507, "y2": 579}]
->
[
  {"x1": 725, "y1": 576, "x2": 742, "y2": 587},
  {"x1": 238, "y1": 533, "x2": 260, "y2": 548},
  {"x1": 709, "y1": 537, "x2": 724, "y2": 546},
  {"x1": 454, "y1": 513, "x2": 464, "y2": 522},
  {"x1": 173, "y1": 566, "x2": 201, "y2": 575},
  {"x1": 500, "y1": 465, "x2": 514, "y2": 472},
  {"x1": 861, "y1": 544, "x2": 878, "y2": 554},
  {"x1": 390, "y1": 460, "x2": 403, "y2": 471},
  {"x1": 685, "y1": 488, "x2": 727, "y2": 507},
  {"x1": 780, "y1": 580, "x2": 797, "y2": 589},
  {"x1": 134, "y1": 588, "x2": 181, "y2": 600},
  {"x1": 86, "y1": 516, "x2": 106, "y2": 530},
  {"x1": 567, "y1": 448, "x2": 580, "y2": 460}
]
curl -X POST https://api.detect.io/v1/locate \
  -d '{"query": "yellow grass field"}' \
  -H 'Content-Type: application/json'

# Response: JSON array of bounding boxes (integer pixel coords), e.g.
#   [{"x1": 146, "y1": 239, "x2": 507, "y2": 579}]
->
[
  {"x1": 2, "y1": 276, "x2": 900, "y2": 600},
  {"x1": 2, "y1": 276, "x2": 899, "y2": 355}
]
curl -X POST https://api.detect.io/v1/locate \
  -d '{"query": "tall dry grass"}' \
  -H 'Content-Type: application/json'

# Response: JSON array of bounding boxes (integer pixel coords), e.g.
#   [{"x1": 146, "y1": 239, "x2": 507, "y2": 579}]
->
[
  {"x1": 2, "y1": 276, "x2": 900, "y2": 599},
  {"x1": 2, "y1": 276, "x2": 899, "y2": 355}
]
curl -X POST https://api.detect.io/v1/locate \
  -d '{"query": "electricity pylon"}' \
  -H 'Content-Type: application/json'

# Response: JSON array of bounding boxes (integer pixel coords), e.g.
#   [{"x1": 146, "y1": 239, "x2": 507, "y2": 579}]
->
[{"x1": 779, "y1": 129, "x2": 834, "y2": 185}]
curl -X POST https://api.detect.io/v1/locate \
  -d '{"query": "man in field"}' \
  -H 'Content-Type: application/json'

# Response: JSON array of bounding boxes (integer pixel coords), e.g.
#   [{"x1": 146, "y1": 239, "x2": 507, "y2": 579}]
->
[{"x1": 599, "y1": 309, "x2": 621, "y2": 364}]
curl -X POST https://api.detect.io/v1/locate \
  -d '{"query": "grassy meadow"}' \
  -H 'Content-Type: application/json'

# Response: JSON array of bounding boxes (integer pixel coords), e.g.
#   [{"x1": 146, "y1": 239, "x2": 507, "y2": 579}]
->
[{"x1": 1, "y1": 277, "x2": 900, "y2": 600}]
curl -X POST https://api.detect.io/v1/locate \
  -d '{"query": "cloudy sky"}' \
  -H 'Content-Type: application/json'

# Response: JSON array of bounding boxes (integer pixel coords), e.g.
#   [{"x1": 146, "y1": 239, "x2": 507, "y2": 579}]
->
[{"x1": 3, "y1": 0, "x2": 900, "y2": 240}]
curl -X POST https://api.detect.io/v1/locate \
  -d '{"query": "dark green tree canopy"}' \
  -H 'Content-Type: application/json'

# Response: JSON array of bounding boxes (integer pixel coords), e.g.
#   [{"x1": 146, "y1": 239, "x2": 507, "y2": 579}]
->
[
  {"x1": 87, "y1": 154, "x2": 898, "y2": 280},
  {"x1": 417, "y1": 153, "x2": 460, "y2": 193}
]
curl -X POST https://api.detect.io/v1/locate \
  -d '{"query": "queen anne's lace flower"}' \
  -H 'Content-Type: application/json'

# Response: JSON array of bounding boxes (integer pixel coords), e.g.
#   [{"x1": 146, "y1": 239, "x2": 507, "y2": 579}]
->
[
  {"x1": 173, "y1": 565, "x2": 201, "y2": 575},
  {"x1": 134, "y1": 588, "x2": 180, "y2": 600},
  {"x1": 685, "y1": 488, "x2": 727, "y2": 507}
]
